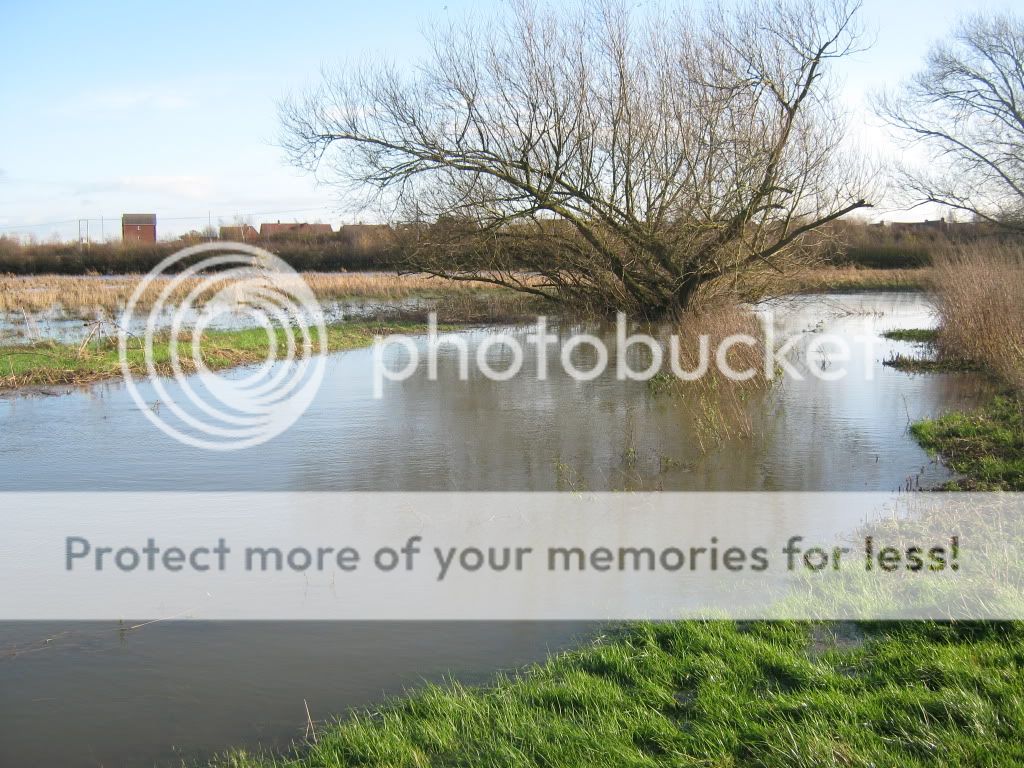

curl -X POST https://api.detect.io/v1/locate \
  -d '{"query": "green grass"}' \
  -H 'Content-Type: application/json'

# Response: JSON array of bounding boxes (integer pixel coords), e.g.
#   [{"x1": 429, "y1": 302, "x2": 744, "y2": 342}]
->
[
  {"x1": 882, "y1": 328, "x2": 939, "y2": 343},
  {"x1": 0, "y1": 321, "x2": 441, "y2": 389},
  {"x1": 212, "y1": 620, "x2": 1024, "y2": 768},
  {"x1": 911, "y1": 396, "x2": 1024, "y2": 490}
]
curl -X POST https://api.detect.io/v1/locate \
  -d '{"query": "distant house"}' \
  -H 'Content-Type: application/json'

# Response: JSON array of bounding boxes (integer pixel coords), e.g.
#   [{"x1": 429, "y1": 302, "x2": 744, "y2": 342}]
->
[
  {"x1": 259, "y1": 221, "x2": 334, "y2": 239},
  {"x1": 122, "y1": 213, "x2": 156, "y2": 243},
  {"x1": 219, "y1": 224, "x2": 260, "y2": 242}
]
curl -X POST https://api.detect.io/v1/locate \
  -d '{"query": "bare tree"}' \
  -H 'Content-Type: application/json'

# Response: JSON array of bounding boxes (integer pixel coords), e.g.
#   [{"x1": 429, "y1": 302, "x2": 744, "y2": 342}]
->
[
  {"x1": 874, "y1": 13, "x2": 1024, "y2": 230},
  {"x1": 281, "y1": 0, "x2": 870, "y2": 316}
]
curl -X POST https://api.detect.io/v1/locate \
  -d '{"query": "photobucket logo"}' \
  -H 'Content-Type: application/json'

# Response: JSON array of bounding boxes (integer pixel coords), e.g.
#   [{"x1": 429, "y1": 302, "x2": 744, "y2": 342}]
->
[
  {"x1": 118, "y1": 243, "x2": 326, "y2": 451},
  {"x1": 372, "y1": 313, "x2": 878, "y2": 397}
]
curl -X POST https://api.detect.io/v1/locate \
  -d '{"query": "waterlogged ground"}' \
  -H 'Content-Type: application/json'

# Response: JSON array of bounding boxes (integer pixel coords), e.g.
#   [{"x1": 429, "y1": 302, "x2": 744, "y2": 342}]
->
[{"x1": 0, "y1": 292, "x2": 995, "y2": 766}]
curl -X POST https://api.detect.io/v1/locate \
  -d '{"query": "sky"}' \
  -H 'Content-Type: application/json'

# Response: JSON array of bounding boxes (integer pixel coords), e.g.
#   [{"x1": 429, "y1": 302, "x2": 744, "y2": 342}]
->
[{"x1": 0, "y1": 0, "x2": 1020, "y2": 241}]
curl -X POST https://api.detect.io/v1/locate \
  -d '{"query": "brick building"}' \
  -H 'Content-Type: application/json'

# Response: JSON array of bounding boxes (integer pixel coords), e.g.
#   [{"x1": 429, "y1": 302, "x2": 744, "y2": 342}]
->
[{"x1": 122, "y1": 213, "x2": 157, "y2": 243}]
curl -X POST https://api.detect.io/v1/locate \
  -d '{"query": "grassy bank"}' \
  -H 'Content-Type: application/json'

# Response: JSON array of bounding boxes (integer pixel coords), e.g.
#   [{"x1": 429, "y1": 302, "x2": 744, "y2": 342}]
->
[
  {"x1": 212, "y1": 620, "x2": 1024, "y2": 768},
  {"x1": 912, "y1": 396, "x2": 1024, "y2": 490},
  {"x1": 0, "y1": 321, "x2": 437, "y2": 390}
]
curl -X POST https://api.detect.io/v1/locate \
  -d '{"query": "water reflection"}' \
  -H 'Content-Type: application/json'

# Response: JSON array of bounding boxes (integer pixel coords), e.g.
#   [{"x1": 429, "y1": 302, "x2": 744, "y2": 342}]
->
[{"x1": 0, "y1": 292, "x2": 990, "y2": 493}]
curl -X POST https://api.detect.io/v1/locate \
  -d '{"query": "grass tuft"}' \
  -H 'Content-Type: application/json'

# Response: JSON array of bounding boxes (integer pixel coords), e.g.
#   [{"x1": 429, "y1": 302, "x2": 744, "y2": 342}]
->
[
  {"x1": 882, "y1": 354, "x2": 981, "y2": 374},
  {"x1": 882, "y1": 328, "x2": 939, "y2": 343}
]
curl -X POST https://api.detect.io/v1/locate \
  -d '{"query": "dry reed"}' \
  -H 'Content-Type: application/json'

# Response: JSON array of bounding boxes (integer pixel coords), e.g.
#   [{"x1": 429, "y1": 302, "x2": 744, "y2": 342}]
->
[
  {"x1": 769, "y1": 266, "x2": 932, "y2": 295},
  {"x1": 0, "y1": 272, "x2": 532, "y2": 316},
  {"x1": 662, "y1": 302, "x2": 772, "y2": 451},
  {"x1": 931, "y1": 245, "x2": 1024, "y2": 391}
]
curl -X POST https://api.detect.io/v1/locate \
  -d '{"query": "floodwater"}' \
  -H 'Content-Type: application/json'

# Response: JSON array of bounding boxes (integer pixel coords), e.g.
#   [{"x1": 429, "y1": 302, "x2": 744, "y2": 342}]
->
[
  {"x1": 0, "y1": 292, "x2": 993, "y2": 766},
  {"x1": 0, "y1": 295, "x2": 429, "y2": 346}
]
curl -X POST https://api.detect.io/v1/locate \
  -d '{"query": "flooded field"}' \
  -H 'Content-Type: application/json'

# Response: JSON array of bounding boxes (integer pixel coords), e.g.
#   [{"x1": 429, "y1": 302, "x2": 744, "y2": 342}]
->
[
  {"x1": 0, "y1": 292, "x2": 993, "y2": 766},
  {"x1": 0, "y1": 295, "x2": 431, "y2": 346}
]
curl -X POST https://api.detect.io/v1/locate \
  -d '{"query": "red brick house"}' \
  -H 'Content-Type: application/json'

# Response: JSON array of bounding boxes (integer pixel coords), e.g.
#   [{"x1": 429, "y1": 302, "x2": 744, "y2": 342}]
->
[{"x1": 122, "y1": 213, "x2": 156, "y2": 243}]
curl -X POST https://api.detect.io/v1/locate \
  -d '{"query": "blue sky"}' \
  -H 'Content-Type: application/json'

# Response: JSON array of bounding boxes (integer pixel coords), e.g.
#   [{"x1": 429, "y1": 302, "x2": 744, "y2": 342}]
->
[{"x1": 0, "y1": 0, "x2": 1019, "y2": 240}]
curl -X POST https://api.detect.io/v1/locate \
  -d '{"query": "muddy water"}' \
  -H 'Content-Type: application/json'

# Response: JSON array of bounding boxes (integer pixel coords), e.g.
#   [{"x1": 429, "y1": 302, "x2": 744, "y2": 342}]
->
[{"x1": 0, "y1": 293, "x2": 992, "y2": 766}]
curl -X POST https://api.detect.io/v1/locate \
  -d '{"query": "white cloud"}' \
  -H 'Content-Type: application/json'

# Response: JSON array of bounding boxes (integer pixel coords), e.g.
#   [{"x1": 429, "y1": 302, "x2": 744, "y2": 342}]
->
[
  {"x1": 70, "y1": 175, "x2": 217, "y2": 202},
  {"x1": 57, "y1": 86, "x2": 196, "y2": 116},
  {"x1": 115, "y1": 175, "x2": 217, "y2": 199}
]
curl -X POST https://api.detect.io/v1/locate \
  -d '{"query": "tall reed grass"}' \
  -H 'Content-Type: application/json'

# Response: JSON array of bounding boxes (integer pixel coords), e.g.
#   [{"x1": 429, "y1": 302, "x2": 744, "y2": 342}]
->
[
  {"x1": 931, "y1": 245, "x2": 1024, "y2": 391},
  {"x1": 661, "y1": 303, "x2": 772, "y2": 450}
]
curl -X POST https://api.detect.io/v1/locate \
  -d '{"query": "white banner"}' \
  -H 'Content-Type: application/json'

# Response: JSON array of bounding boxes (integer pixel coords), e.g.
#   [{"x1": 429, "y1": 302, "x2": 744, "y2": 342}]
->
[{"x1": 1, "y1": 492, "x2": 1019, "y2": 620}]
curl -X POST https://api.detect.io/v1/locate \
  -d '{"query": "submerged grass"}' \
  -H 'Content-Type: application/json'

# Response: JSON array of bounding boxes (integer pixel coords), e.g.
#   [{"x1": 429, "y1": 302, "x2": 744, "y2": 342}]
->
[
  {"x1": 655, "y1": 302, "x2": 772, "y2": 452},
  {"x1": 882, "y1": 328, "x2": 938, "y2": 343},
  {"x1": 211, "y1": 620, "x2": 1024, "y2": 768},
  {"x1": 0, "y1": 321, "x2": 438, "y2": 390},
  {"x1": 882, "y1": 354, "x2": 982, "y2": 374}
]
